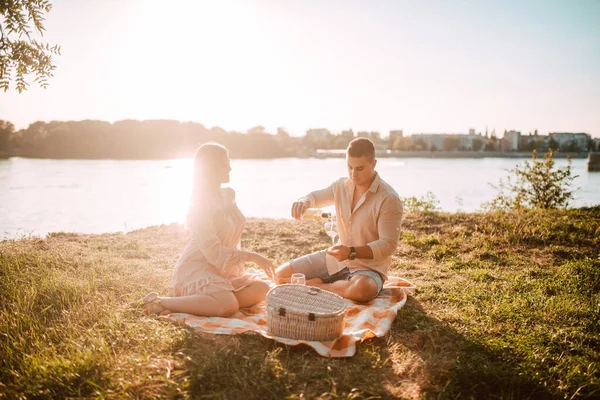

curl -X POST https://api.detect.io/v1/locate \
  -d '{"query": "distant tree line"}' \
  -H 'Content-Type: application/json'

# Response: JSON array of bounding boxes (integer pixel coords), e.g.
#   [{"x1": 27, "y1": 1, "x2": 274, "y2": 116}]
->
[
  {"x1": 2, "y1": 120, "x2": 597, "y2": 160},
  {"x1": 0, "y1": 120, "x2": 308, "y2": 159}
]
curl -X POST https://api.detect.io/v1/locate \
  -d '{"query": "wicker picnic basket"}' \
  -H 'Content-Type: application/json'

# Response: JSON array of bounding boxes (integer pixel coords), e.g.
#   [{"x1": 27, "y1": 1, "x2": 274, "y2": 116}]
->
[{"x1": 266, "y1": 285, "x2": 347, "y2": 341}]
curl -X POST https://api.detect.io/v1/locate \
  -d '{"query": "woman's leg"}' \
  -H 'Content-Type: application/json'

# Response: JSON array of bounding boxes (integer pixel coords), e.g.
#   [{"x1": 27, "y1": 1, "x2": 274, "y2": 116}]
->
[
  {"x1": 155, "y1": 290, "x2": 240, "y2": 317},
  {"x1": 233, "y1": 281, "x2": 270, "y2": 308}
]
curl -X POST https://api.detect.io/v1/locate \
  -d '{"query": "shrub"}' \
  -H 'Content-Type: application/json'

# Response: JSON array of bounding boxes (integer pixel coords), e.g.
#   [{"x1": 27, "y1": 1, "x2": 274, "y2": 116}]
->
[
  {"x1": 485, "y1": 150, "x2": 579, "y2": 210},
  {"x1": 401, "y1": 191, "x2": 441, "y2": 213}
]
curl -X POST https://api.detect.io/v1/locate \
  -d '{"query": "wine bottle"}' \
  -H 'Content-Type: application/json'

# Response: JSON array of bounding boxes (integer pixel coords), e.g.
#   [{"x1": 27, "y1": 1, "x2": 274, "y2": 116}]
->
[{"x1": 301, "y1": 208, "x2": 332, "y2": 221}]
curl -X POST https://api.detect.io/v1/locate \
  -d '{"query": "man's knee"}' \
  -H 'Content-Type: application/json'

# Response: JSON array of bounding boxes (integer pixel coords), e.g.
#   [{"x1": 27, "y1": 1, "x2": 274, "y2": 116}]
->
[
  {"x1": 275, "y1": 262, "x2": 295, "y2": 284},
  {"x1": 347, "y1": 275, "x2": 378, "y2": 302}
]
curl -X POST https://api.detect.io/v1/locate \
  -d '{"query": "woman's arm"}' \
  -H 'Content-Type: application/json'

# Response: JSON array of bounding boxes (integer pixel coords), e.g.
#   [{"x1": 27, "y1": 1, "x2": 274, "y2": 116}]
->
[
  {"x1": 244, "y1": 251, "x2": 275, "y2": 279},
  {"x1": 189, "y1": 208, "x2": 248, "y2": 269},
  {"x1": 189, "y1": 208, "x2": 275, "y2": 278}
]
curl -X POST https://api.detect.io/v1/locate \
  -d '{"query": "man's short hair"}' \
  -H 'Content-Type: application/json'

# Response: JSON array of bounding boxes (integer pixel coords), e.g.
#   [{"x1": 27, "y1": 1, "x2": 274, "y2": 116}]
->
[{"x1": 347, "y1": 137, "x2": 375, "y2": 160}]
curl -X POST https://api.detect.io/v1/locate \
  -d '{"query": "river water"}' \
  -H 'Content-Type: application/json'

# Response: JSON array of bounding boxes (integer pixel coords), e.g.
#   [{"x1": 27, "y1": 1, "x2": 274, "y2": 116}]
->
[{"x1": 1, "y1": 157, "x2": 598, "y2": 238}]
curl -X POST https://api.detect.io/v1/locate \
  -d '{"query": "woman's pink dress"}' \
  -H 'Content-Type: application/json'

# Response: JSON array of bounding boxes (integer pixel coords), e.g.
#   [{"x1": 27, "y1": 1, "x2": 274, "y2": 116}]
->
[{"x1": 169, "y1": 188, "x2": 257, "y2": 296}]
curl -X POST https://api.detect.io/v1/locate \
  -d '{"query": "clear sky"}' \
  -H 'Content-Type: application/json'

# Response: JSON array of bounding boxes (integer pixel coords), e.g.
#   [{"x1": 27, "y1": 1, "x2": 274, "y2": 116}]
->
[{"x1": 1, "y1": 0, "x2": 599, "y2": 137}]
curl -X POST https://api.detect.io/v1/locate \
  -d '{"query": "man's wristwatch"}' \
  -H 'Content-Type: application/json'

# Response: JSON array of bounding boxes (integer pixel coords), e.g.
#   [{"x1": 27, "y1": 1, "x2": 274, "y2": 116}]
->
[{"x1": 348, "y1": 246, "x2": 357, "y2": 260}]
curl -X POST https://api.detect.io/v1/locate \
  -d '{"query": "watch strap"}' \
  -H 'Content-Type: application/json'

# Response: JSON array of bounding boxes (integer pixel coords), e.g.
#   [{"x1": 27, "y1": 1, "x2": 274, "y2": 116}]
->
[{"x1": 349, "y1": 246, "x2": 357, "y2": 260}]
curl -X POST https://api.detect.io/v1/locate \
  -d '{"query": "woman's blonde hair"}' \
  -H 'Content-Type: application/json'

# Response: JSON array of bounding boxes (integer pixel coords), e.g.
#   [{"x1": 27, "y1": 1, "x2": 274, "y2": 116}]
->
[{"x1": 186, "y1": 142, "x2": 229, "y2": 228}]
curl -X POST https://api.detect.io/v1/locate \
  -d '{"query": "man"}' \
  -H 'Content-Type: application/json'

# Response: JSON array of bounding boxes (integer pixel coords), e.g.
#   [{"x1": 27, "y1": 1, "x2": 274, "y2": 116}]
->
[{"x1": 275, "y1": 138, "x2": 403, "y2": 302}]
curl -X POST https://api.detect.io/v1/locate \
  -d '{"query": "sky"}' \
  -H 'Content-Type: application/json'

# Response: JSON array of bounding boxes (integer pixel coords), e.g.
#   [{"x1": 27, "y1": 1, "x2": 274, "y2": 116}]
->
[{"x1": 1, "y1": 0, "x2": 599, "y2": 137}]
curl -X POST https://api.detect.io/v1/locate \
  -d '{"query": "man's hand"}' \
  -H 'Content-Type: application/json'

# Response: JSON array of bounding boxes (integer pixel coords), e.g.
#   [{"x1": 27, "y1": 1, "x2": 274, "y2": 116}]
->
[
  {"x1": 291, "y1": 199, "x2": 310, "y2": 220},
  {"x1": 326, "y1": 245, "x2": 350, "y2": 262}
]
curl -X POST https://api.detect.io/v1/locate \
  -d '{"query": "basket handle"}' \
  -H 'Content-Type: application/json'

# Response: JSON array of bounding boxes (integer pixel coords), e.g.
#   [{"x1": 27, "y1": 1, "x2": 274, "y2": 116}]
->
[{"x1": 308, "y1": 287, "x2": 320, "y2": 295}]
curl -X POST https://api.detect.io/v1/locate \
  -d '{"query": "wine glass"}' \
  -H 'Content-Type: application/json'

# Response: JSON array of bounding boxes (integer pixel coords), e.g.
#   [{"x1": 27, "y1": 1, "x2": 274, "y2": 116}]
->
[
  {"x1": 291, "y1": 273, "x2": 306, "y2": 285},
  {"x1": 323, "y1": 216, "x2": 338, "y2": 246}
]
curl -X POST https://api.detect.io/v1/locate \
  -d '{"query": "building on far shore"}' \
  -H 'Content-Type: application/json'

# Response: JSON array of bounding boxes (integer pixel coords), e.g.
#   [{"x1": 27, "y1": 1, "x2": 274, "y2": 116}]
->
[
  {"x1": 306, "y1": 128, "x2": 331, "y2": 140},
  {"x1": 341, "y1": 129, "x2": 354, "y2": 138},
  {"x1": 461, "y1": 132, "x2": 484, "y2": 151},
  {"x1": 411, "y1": 133, "x2": 445, "y2": 151},
  {"x1": 550, "y1": 132, "x2": 591, "y2": 151},
  {"x1": 502, "y1": 130, "x2": 521, "y2": 152},
  {"x1": 304, "y1": 127, "x2": 595, "y2": 154},
  {"x1": 520, "y1": 132, "x2": 549, "y2": 152},
  {"x1": 410, "y1": 131, "x2": 483, "y2": 151},
  {"x1": 357, "y1": 131, "x2": 381, "y2": 140},
  {"x1": 389, "y1": 130, "x2": 403, "y2": 141}
]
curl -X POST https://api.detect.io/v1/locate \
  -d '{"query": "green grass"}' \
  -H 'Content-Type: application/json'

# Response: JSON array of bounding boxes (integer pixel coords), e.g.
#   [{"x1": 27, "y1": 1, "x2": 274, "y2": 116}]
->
[{"x1": 1, "y1": 208, "x2": 599, "y2": 399}]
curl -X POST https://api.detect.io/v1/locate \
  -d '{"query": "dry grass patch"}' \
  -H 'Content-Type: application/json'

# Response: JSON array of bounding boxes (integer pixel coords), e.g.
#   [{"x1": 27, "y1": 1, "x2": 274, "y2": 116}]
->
[{"x1": 1, "y1": 209, "x2": 599, "y2": 398}]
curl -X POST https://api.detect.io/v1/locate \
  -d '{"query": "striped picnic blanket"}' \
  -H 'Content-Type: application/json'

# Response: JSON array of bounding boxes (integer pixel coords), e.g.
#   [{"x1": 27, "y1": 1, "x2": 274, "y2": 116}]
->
[{"x1": 167, "y1": 274, "x2": 416, "y2": 358}]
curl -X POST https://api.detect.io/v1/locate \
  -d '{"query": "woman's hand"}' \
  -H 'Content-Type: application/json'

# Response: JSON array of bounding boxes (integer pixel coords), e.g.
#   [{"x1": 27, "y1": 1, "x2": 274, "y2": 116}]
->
[
  {"x1": 259, "y1": 259, "x2": 276, "y2": 280},
  {"x1": 247, "y1": 252, "x2": 276, "y2": 279}
]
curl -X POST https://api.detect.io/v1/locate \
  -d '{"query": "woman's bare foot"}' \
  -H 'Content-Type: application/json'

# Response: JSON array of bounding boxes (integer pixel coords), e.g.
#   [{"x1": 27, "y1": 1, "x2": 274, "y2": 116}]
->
[{"x1": 144, "y1": 301, "x2": 167, "y2": 316}]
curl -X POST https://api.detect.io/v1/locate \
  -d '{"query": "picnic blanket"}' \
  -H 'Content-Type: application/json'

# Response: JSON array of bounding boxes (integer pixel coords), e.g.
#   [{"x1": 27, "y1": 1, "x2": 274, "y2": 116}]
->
[{"x1": 167, "y1": 274, "x2": 416, "y2": 358}]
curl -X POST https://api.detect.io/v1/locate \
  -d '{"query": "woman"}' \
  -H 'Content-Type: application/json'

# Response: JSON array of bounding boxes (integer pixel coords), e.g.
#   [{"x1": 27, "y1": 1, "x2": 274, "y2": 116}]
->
[{"x1": 142, "y1": 143, "x2": 274, "y2": 317}]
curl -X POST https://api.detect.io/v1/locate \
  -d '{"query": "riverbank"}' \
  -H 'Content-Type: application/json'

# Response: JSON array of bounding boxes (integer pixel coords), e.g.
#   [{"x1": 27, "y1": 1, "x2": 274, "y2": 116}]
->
[
  {"x1": 318, "y1": 149, "x2": 594, "y2": 159},
  {"x1": 1, "y1": 150, "x2": 596, "y2": 160},
  {"x1": 1, "y1": 210, "x2": 599, "y2": 398}
]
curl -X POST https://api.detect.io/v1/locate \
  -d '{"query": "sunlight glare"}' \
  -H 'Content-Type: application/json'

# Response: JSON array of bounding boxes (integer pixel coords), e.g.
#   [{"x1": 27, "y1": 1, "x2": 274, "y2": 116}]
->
[
  {"x1": 118, "y1": 0, "x2": 279, "y2": 131},
  {"x1": 158, "y1": 158, "x2": 193, "y2": 225}
]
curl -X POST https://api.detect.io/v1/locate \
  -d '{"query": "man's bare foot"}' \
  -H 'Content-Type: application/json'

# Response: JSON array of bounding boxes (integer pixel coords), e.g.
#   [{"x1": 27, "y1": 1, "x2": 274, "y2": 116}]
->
[
  {"x1": 306, "y1": 278, "x2": 324, "y2": 286},
  {"x1": 277, "y1": 277, "x2": 324, "y2": 286}
]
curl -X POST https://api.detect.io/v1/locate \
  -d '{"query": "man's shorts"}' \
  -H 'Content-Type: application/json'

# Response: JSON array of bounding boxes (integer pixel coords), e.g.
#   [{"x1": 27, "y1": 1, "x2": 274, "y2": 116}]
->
[{"x1": 289, "y1": 250, "x2": 384, "y2": 294}]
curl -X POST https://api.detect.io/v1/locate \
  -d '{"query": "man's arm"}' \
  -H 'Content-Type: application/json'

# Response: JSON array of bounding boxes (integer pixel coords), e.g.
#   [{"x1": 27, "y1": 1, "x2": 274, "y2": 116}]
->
[
  {"x1": 367, "y1": 195, "x2": 403, "y2": 260},
  {"x1": 291, "y1": 181, "x2": 337, "y2": 220},
  {"x1": 326, "y1": 195, "x2": 403, "y2": 261},
  {"x1": 327, "y1": 244, "x2": 373, "y2": 261}
]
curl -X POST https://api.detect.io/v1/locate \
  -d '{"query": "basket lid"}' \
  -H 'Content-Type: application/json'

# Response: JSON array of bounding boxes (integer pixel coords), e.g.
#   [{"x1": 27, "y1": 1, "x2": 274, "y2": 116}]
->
[{"x1": 266, "y1": 284, "x2": 346, "y2": 315}]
